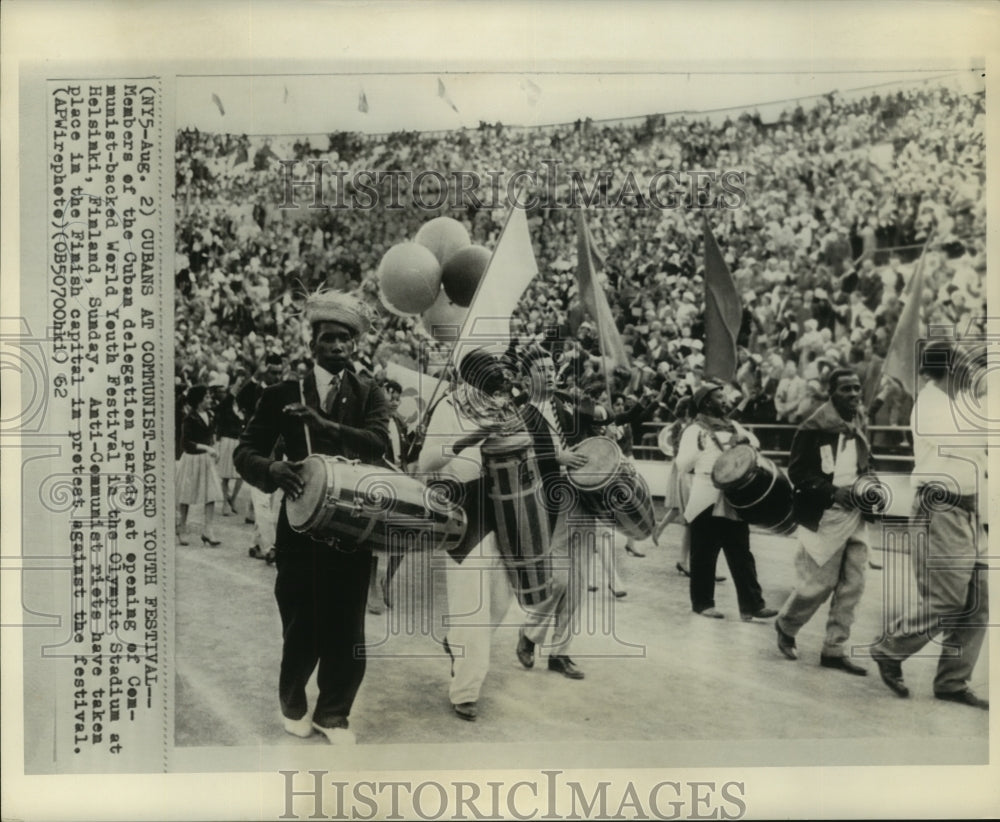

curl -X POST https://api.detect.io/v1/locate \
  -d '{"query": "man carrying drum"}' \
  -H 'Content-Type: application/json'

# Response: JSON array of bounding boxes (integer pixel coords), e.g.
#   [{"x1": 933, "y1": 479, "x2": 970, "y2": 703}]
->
[
  {"x1": 674, "y1": 382, "x2": 778, "y2": 621},
  {"x1": 234, "y1": 290, "x2": 390, "y2": 745},
  {"x1": 417, "y1": 347, "x2": 521, "y2": 721},
  {"x1": 774, "y1": 368, "x2": 874, "y2": 675}
]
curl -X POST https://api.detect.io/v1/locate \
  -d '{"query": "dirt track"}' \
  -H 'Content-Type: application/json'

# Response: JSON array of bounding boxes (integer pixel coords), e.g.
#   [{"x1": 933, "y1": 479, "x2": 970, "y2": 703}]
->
[{"x1": 174, "y1": 487, "x2": 989, "y2": 759}]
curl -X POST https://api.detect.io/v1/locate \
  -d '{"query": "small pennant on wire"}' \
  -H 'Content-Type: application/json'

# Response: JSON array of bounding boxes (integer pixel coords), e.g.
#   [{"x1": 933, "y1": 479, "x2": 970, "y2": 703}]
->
[{"x1": 437, "y1": 78, "x2": 459, "y2": 113}]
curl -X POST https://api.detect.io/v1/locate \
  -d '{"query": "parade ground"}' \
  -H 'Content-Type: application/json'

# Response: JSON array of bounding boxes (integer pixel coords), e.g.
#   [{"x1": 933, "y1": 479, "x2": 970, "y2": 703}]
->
[{"x1": 173, "y1": 488, "x2": 990, "y2": 769}]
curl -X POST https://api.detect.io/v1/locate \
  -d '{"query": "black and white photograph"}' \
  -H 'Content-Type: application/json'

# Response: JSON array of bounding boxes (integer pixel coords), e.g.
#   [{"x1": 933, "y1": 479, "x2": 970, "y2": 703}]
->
[{"x1": 3, "y1": 2, "x2": 998, "y2": 820}]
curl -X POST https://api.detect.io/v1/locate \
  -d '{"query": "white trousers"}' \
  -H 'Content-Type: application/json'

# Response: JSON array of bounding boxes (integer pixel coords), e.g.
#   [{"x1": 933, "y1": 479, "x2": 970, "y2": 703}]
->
[{"x1": 443, "y1": 532, "x2": 514, "y2": 705}]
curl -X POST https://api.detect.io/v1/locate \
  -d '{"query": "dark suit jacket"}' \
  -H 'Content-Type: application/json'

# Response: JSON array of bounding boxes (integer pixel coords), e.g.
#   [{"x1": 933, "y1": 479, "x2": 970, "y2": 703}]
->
[
  {"x1": 788, "y1": 401, "x2": 872, "y2": 532},
  {"x1": 234, "y1": 369, "x2": 390, "y2": 551},
  {"x1": 235, "y1": 378, "x2": 264, "y2": 418},
  {"x1": 517, "y1": 401, "x2": 571, "y2": 533}
]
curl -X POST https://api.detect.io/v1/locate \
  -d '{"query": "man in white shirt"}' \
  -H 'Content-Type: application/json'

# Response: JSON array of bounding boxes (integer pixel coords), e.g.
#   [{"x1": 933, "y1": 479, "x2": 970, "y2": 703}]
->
[
  {"x1": 869, "y1": 341, "x2": 989, "y2": 710},
  {"x1": 674, "y1": 382, "x2": 777, "y2": 621},
  {"x1": 417, "y1": 348, "x2": 518, "y2": 722}
]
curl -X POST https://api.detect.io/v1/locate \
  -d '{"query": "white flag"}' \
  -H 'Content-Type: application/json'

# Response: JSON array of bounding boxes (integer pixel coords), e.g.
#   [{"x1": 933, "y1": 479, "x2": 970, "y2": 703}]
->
[{"x1": 451, "y1": 207, "x2": 538, "y2": 360}]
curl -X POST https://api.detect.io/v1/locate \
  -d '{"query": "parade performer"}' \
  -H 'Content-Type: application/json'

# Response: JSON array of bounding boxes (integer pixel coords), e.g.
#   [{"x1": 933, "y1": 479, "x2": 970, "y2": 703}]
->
[
  {"x1": 774, "y1": 368, "x2": 873, "y2": 675},
  {"x1": 234, "y1": 290, "x2": 390, "y2": 744},
  {"x1": 869, "y1": 342, "x2": 988, "y2": 709},
  {"x1": 515, "y1": 344, "x2": 597, "y2": 679},
  {"x1": 417, "y1": 348, "x2": 518, "y2": 721},
  {"x1": 674, "y1": 382, "x2": 777, "y2": 621}
]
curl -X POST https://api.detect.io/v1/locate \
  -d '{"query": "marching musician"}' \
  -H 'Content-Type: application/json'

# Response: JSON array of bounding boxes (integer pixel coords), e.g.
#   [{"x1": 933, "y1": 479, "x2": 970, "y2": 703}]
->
[
  {"x1": 674, "y1": 382, "x2": 778, "y2": 621},
  {"x1": 514, "y1": 343, "x2": 593, "y2": 681},
  {"x1": 234, "y1": 291, "x2": 390, "y2": 744},
  {"x1": 774, "y1": 368, "x2": 874, "y2": 675},
  {"x1": 869, "y1": 341, "x2": 989, "y2": 709},
  {"x1": 417, "y1": 347, "x2": 517, "y2": 722}
]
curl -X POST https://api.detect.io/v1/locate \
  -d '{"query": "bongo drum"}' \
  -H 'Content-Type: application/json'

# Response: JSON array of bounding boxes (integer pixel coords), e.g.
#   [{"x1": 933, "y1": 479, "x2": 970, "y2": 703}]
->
[
  {"x1": 711, "y1": 444, "x2": 796, "y2": 535},
  {"x1": 286, "y1": 455, "x2": 467, "y2": 553},
  {"x1": 480, "y1": 433, "x2": 554, "y2": 607},
  {"x1": 566, "y1": 436, "x2": 656, "y2": 540}
]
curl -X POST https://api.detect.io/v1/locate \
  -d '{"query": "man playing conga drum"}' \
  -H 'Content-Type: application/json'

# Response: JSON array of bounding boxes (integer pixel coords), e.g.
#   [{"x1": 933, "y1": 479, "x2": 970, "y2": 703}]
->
[
  {"x1": 234, "y1": 291, "x2": 390, "y2": 744},
  {"x1": 774, "y1": 368, "x2": 873, "y2": 675},
  {"x1": 514, "y1": 344, "x2": 593, "y2": 680}
]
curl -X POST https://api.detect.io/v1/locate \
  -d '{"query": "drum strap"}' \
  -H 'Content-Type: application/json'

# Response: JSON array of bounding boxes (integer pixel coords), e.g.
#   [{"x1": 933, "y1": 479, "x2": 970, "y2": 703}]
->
[{"x1": 703, "y1": 427, "x2": 731, "y2": 454}]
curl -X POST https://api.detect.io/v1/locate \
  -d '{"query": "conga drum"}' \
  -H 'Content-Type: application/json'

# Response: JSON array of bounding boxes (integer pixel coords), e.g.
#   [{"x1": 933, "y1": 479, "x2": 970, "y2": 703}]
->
[
  {"x1": 711, "y1": 444, "x2": 796, "y2": 535},
  {"x1": 566, "y1": 436, "x2": 656, "y2": 540},
  {"x1": 286, "y1": 455, "x2": 468, "y2": 553},
  {"x1": 480, "y1": 433, "x2": 554, "y2": 607}
]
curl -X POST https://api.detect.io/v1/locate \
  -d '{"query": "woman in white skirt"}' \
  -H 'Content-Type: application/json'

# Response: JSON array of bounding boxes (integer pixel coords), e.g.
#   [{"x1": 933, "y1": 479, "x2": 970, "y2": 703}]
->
[{"x1": 176, "y1": 384, "x2": 224, "y2": 545}]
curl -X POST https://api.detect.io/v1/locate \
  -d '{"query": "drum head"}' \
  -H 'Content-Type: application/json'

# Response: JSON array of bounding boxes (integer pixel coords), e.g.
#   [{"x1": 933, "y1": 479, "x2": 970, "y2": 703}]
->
[
  {"x1": 712, "y1": 444, "x2": 757, "y2": 488},
  {"x1": 568, "y1": 437, "x2": 622, "y2": 489},
  {"x1": 481, "y1": 432, "x2": 533, "y2": 456},
  {"x1": 286, "y1": 455, "x2": 329, "y2": 529}
]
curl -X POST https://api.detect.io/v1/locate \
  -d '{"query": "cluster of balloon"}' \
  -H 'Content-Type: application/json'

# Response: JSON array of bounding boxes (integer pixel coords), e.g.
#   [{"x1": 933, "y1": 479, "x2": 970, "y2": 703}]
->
[{"x1": 376, "y1": 216, "x2": 493, "y2": 340}]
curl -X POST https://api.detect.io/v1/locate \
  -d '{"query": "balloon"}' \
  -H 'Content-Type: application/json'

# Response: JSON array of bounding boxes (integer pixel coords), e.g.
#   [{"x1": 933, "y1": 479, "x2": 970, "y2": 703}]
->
[
  {"x1": 415, "y1": 217, "x2": 471, "y2": 265},
  {"x1": 377, "y1": 242, "x2": 442, "y2": 315},
  {"x1": 378, "y1": 287, "x2": 410, "y2": 318},
  {"x1": 421, "y1": 288, "x2": 469, "y2": 342},
  {"x1": 441, "y1": 244, "x2": 491, "y2": 308}
]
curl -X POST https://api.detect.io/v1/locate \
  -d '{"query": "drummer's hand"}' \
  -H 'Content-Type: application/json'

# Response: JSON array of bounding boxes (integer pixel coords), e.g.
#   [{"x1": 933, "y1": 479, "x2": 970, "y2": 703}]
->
[
  {"x1": 832, "y1": 485, "x2": 856, "y2": 509},
  {"x1": 283, "y1": 402, "x2": 332, "y2": 433},
  {"x1": 557, "y1": 451, "x2": 589, "y2": 470},
  {"x1": 269, "y1": 461, "x2": 306, "y2": 500}
]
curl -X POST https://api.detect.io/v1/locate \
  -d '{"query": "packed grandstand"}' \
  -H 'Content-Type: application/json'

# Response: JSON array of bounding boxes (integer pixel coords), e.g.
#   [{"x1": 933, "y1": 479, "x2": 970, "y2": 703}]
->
[{"x1": 174, "y1": 78, "x2": 986, "y2": 461}]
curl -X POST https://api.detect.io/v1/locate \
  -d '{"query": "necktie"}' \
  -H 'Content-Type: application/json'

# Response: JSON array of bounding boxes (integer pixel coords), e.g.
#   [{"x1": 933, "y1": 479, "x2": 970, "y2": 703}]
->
[
  {"x1": 545, "y1": 400, "x2": 568, "y2": 449},
  {"x1": 323, "y1": 375, "x2": 340, "y2": 415}
]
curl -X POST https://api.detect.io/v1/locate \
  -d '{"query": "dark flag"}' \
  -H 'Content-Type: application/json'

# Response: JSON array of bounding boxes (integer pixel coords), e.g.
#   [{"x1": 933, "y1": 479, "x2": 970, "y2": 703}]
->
[
  {"x1": 575, "y1": 211, "x2": 629, "y2": 372},
  {"x1": 702, "y1": 220, "x2": 741, "y2": 382}
]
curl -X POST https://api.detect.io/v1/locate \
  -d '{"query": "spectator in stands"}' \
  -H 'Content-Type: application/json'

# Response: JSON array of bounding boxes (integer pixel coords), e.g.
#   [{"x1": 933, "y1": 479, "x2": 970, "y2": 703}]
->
[{"x1": 775, "y1": 361, "x2": 807, "y2": 424}]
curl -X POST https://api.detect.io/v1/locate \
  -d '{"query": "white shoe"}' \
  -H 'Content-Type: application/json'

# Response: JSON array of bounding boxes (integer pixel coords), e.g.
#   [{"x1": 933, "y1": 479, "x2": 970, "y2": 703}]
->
[
  {"x1": 282, "y1": 715, "x2": 313, "y2": 738},
  {"x1": 312, "y1": 723, "x2": 357, "y2": 745}
]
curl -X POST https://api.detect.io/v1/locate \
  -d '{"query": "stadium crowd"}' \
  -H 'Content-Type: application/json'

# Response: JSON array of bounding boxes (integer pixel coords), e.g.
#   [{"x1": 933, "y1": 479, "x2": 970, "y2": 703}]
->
[{"x1": 174, "y1": 79, "x2": 986, "y2": 456}]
